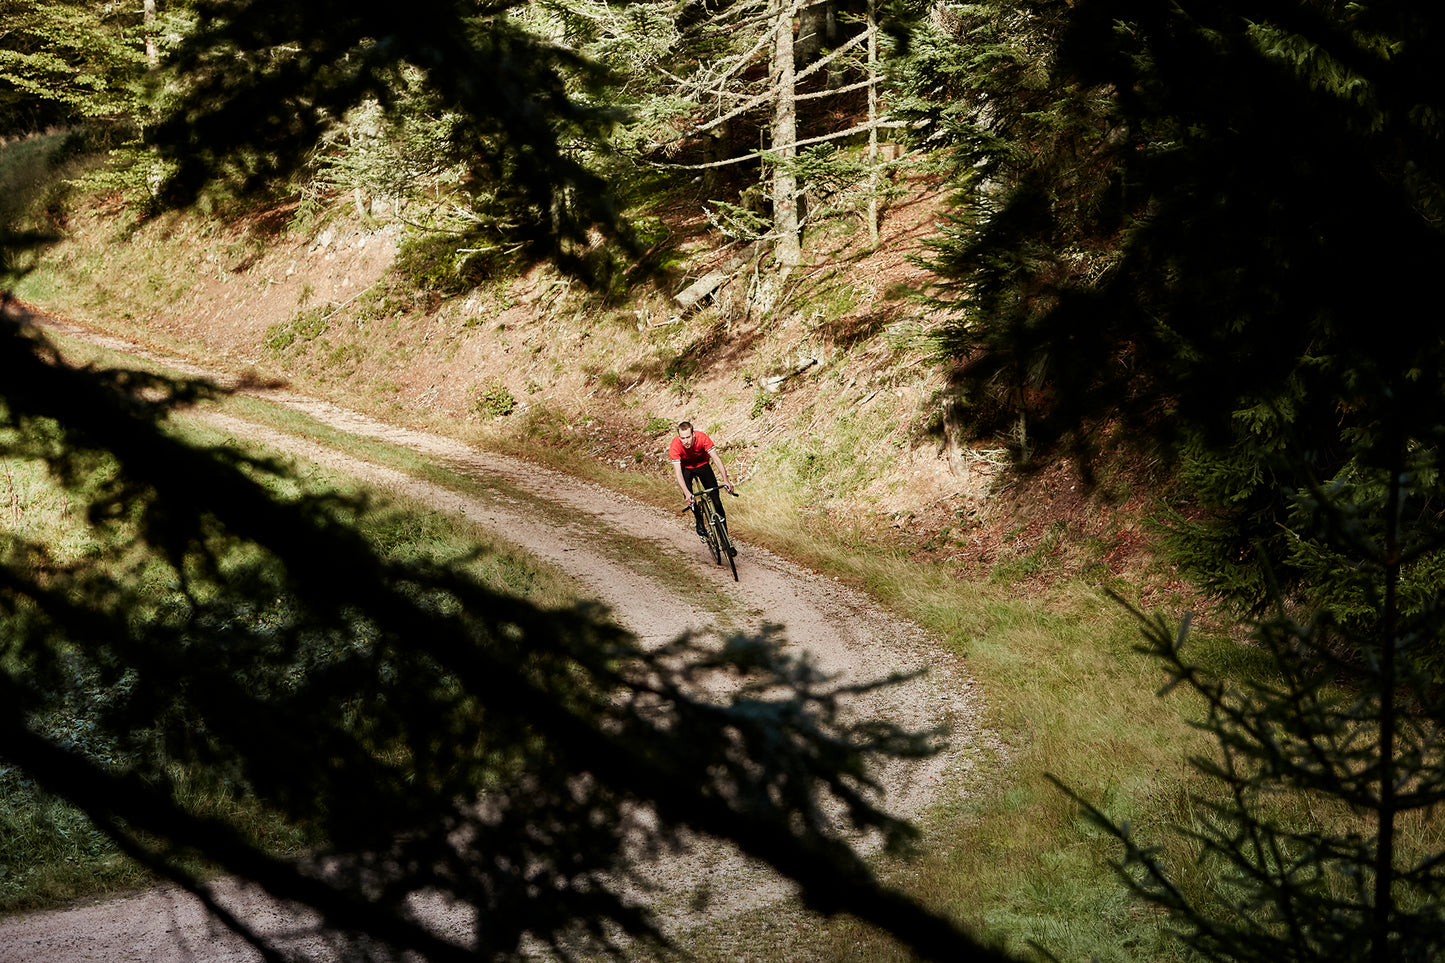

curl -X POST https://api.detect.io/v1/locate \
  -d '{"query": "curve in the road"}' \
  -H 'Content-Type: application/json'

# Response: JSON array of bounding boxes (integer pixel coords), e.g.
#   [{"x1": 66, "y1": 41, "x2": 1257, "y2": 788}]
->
[{"x1": 1, "y1": 314, "x2": 994, "y2": 961}]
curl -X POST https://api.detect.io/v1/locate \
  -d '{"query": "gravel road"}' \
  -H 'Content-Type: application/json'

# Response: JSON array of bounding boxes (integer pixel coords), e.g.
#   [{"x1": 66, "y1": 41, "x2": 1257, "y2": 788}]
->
[{"x1": 0, "y1": 314, "x2": 992, "y2": 961}]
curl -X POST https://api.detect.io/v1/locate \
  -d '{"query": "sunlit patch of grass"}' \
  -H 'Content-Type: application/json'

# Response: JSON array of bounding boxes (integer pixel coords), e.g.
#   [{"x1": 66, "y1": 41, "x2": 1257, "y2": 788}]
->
[
  {"x1": 0, "y1": 785, "x2": 148, "y2": 909},
  {"x1": 0, "y1": 457, "x2": 92, "y2": 563}
]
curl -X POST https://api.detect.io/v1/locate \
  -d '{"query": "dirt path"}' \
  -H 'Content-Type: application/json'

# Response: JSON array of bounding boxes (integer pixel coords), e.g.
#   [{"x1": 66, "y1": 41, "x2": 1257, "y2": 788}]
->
[{"x1": 1, "y1": 314, "x2": 992, "y2": 961}]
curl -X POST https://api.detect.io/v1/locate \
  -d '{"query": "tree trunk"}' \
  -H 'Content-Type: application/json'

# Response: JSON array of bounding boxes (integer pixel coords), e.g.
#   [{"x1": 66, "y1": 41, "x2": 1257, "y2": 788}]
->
[
  {"x1": 143, "y1": 0, "x2": 159, "y2": 67},
  {"x1": 795, "y1": 1, "x2": 836, "y2": 68},
  {"x1": 866, "y1": 0, "x2": 879, "y2": 249},
  {"x1": 771, "y1": 0, "x2": 801, "y2": 268}
]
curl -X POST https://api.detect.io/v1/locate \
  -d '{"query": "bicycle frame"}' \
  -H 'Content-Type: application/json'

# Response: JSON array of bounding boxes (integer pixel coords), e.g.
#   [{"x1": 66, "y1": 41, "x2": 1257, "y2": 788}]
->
[{"x1": 683, "y1": 485, "x2": 738, "y2": 580}]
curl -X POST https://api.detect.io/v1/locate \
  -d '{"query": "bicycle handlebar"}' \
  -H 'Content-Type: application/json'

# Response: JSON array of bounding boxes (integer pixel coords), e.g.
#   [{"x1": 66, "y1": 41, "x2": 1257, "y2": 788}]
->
[{"x1": 677, "y1": 486, "x2": 738, "y2": 512}]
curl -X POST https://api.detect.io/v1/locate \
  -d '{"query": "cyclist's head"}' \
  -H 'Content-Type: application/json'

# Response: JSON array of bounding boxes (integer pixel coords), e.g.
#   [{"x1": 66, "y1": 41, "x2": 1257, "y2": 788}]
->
[{"x1": 677, "y1": 421, "x2": 695, "y2": 446}]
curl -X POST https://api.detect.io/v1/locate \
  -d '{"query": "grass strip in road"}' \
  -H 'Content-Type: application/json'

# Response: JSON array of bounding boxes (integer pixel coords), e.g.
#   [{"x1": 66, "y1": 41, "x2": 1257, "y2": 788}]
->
[
  {"x1": 190, "y1": 398, "x2": 749, "y2": 627},
  {"x1": 37, "y1": 326, "x2": 750, "y2": 624}
]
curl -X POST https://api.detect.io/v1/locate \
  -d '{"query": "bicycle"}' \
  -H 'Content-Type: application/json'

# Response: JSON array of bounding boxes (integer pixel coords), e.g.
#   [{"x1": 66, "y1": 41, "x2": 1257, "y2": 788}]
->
[{"x1": 680, "y1": 484, "x2": 739, "y2": 581}]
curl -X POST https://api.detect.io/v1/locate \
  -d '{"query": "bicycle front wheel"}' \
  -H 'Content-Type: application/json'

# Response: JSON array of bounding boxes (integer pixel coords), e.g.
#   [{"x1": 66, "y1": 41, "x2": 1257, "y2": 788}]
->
[
  {"x1": 716, "y1": 520, "x2": 738, "y2": 581},
  {"x1": 700, "y1": 505, "x2": 722, "y2": 565}
]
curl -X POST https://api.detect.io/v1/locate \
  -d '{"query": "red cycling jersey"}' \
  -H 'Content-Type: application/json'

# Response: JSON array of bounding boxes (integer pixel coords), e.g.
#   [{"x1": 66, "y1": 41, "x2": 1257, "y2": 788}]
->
[{"x1": 668, "y1": 431, "x2": 714, "y2": 471}]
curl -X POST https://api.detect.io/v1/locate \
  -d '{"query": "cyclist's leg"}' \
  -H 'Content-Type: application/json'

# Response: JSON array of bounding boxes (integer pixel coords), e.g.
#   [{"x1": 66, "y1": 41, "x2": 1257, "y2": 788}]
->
[
  {"x1": 693, "y1": 466, "x2": 735, "y2": 557},
  {"x1": 695, "y1": 465, "x2": 726, "y2": 523},
  {"x1": 693, "y1": 467, "x2": 733, "y2": 558}
]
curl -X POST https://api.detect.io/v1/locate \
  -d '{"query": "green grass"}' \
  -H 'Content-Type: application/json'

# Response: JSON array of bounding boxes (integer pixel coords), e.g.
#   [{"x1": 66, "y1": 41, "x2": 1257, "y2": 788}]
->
[
  {"x1": 0, "y1": 132, "x2": 86, "y2": 229},
  {"x1": 0, "y1": 786, "x2": 145, "y2": 907}
]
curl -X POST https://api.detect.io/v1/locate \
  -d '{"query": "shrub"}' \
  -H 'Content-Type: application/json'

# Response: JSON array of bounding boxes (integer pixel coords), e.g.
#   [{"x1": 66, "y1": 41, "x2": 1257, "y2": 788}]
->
[
  {"x1": 393, "y1": 231, "x2": 505, "y2": 297},
  {"x1": 474, "y1": 382, "x2": 517, "y2": 419}
]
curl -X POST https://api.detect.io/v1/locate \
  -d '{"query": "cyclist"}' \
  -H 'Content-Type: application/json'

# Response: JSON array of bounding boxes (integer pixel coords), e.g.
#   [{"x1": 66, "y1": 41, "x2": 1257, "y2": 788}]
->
[{"x1": 668, "y1": 421, "x2": 736, "y2": 554}]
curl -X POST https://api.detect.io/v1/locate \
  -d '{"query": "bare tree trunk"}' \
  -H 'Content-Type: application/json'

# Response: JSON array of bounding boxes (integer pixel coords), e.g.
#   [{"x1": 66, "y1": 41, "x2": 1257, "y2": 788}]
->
[
  {"x1": 771, "y1": 0, "x2": 801, "y2": 267},
  {"x1": 143, "y1": 0, "x2": 160, "y2": 67},
  {"x1": 796, "y1": 0, "x2": 836, "y2": 67},
  {"x1": 1371, "y1": 432, "x2": 1404, "y2": 963},
  {"x1": 866, "y1": 0, "x2": 879, "y2": 249},
  {"x1": 701, "y1": 119, "x2": 730, "y2": 195}
]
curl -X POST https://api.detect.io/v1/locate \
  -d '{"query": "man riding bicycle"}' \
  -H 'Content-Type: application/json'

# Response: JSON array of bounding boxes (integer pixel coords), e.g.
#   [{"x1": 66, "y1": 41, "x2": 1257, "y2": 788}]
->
[{"x1": 669, "y1": 421, "x2": 735, "y2": 555}]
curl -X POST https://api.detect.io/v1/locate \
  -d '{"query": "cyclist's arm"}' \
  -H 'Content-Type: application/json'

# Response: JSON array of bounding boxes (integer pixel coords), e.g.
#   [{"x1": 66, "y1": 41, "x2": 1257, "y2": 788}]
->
[
  {"x1": 672, "y1": 459, "x2": 693, "y2": 502},
  {"x1": 708, "y1": 447, "x2": 733, "y2": 491}
]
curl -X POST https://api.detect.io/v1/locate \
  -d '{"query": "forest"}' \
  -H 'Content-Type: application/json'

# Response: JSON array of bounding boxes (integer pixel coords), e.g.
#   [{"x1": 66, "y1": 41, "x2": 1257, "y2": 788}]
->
[{"x1": 3, "y1": 0, "x2": 1445, "y2": 960}]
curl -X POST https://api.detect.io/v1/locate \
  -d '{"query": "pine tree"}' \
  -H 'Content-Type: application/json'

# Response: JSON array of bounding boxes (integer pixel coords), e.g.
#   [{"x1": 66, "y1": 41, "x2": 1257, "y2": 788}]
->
[
  {"x1": 920, "y1": 0, "x2": 1445, "y2": 958},
  {"x1": 552, "y1": 0, "x2": 895, "y2": 267},
  {"x1": 924, "y1": 0, "x2": 1445, "y2": 617},
  {"x1": 1075, "y1": 423, "x2": 1445, "y2": 963},
  {"x1": 146, "y1": 0, "x2": 633, "y2": 275}
]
